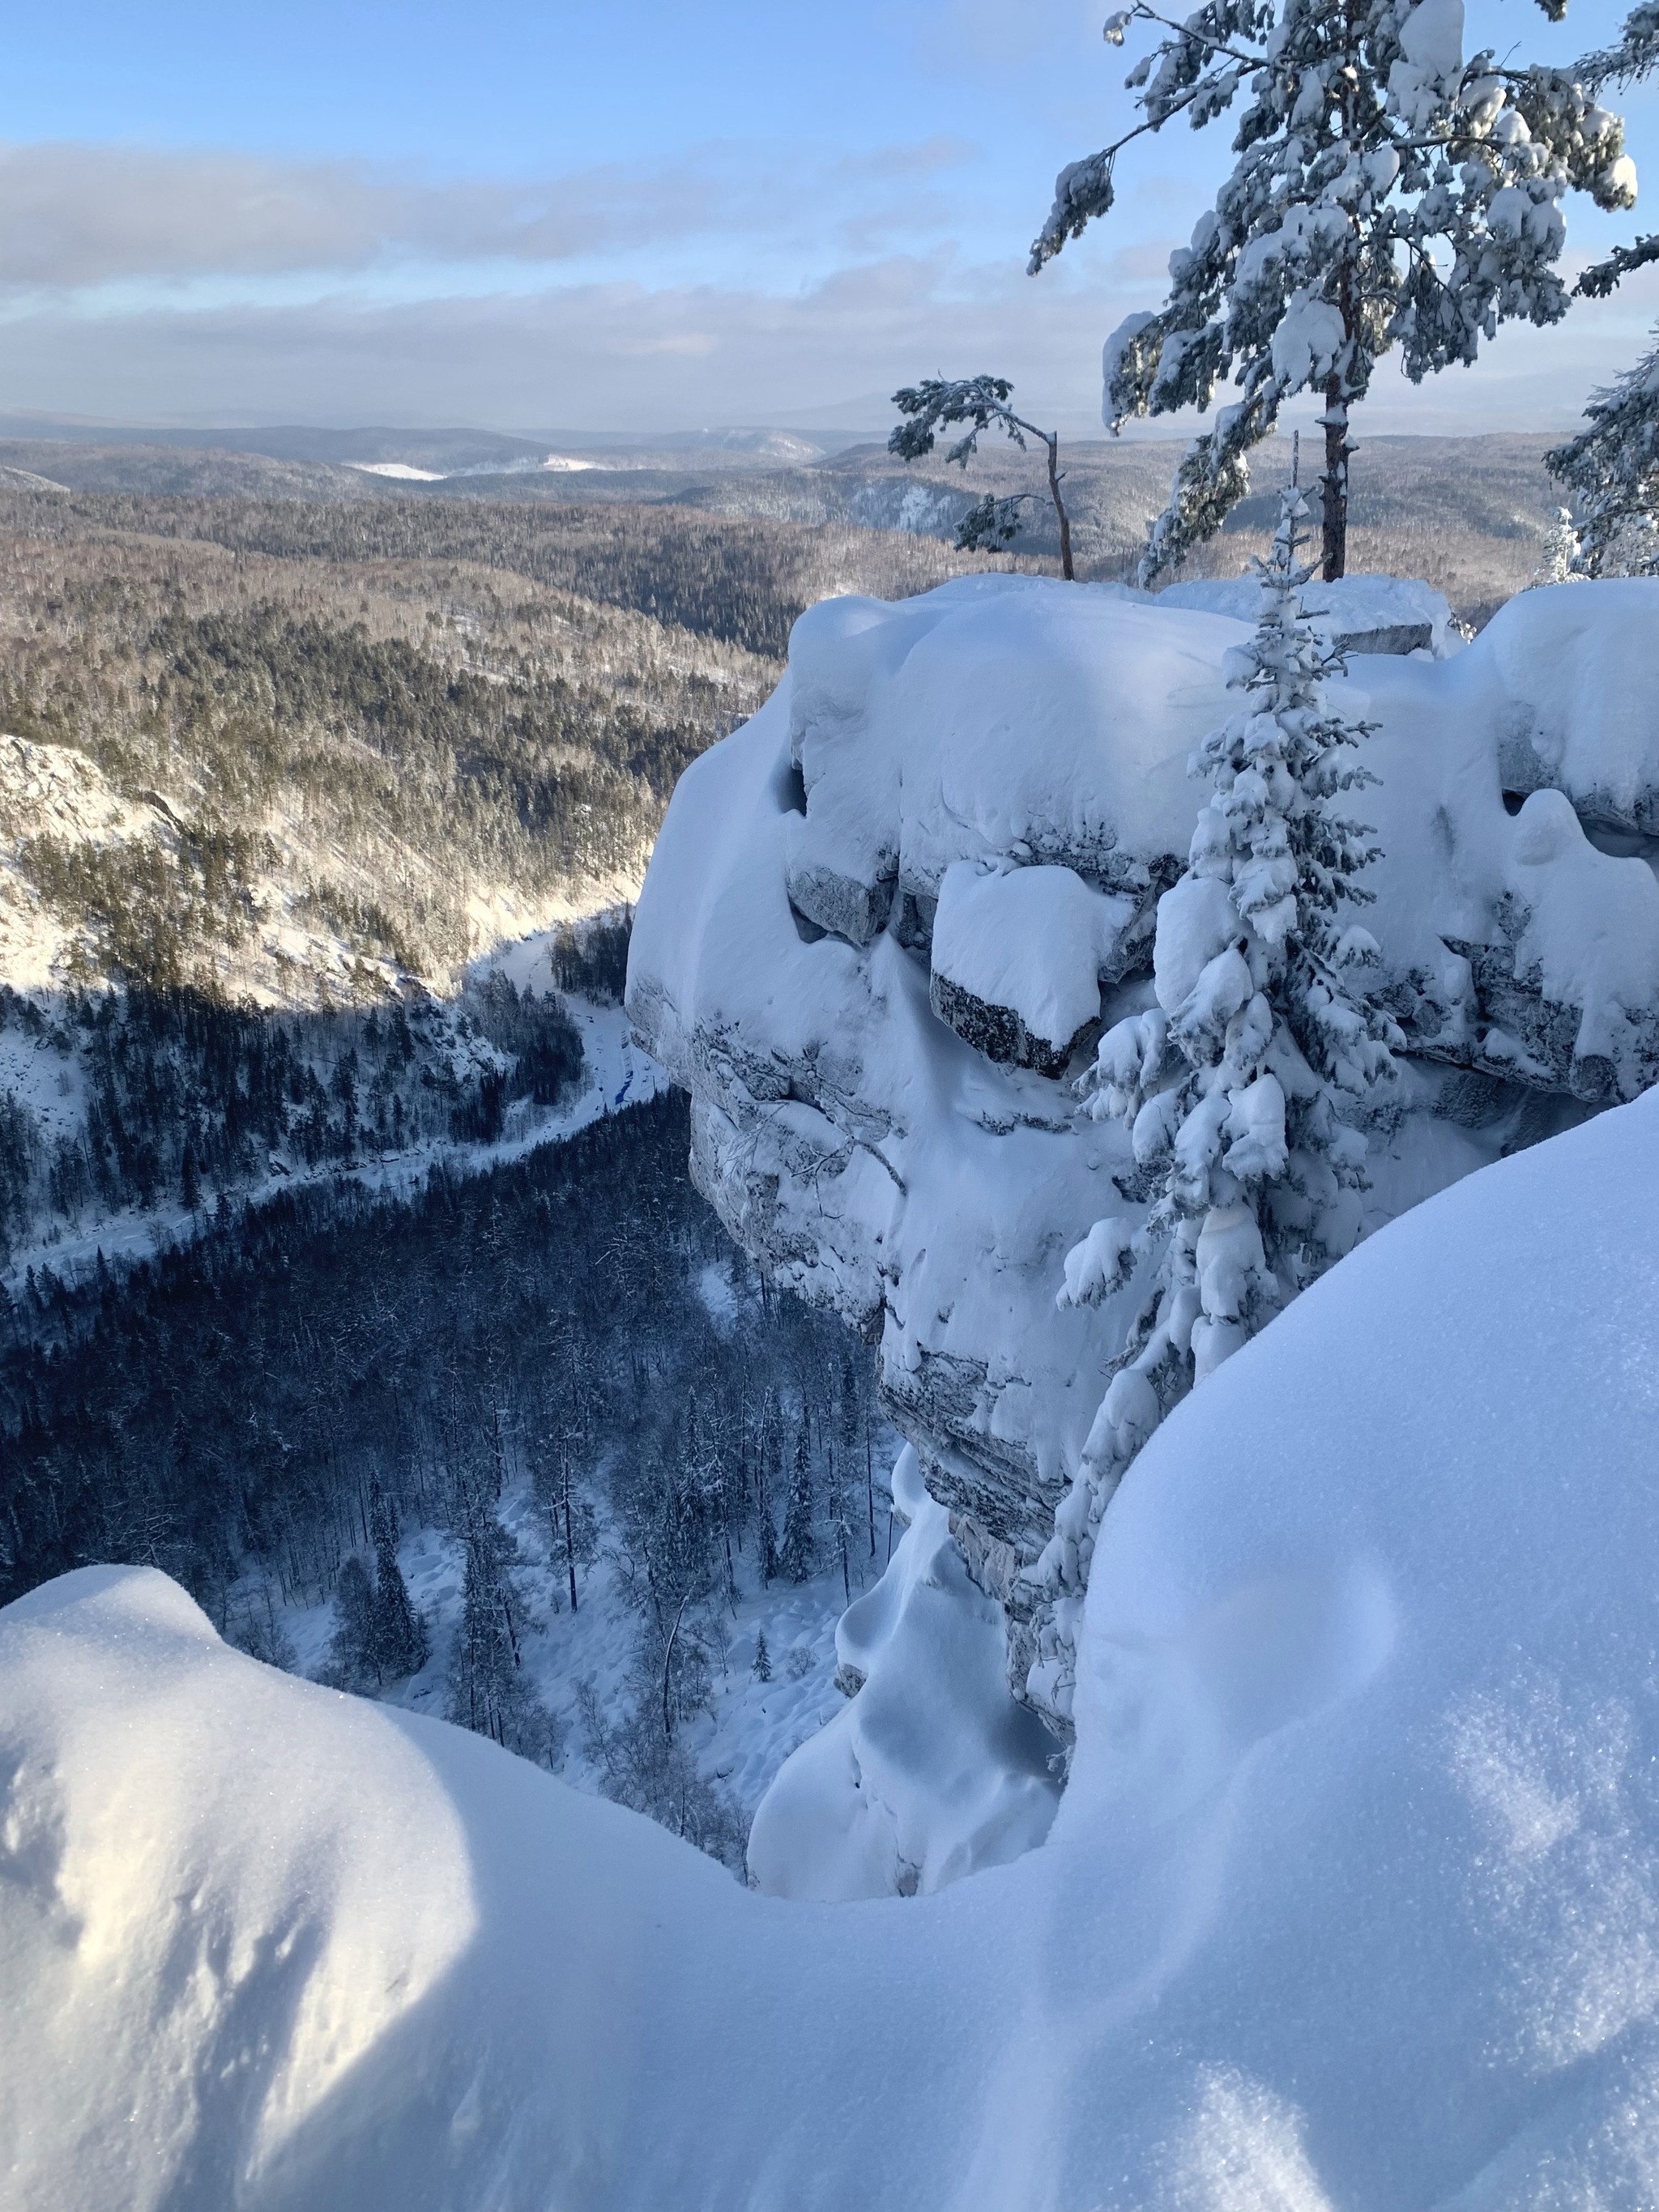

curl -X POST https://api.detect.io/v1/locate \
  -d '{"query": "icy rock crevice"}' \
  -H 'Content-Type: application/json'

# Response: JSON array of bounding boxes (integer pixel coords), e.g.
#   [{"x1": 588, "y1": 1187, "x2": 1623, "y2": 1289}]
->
[{"x1": 629, "y1": 574, "x2": 1659, "y2": 1814}]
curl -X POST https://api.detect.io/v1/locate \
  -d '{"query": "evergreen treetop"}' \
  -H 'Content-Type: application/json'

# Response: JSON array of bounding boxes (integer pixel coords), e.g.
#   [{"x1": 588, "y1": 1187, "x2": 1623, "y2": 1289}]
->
[
  {"x1": 1545, "y1": 327, "x2": 1659, "y2": 574},
  {"x1": 1030, "y1": 0, "x2": 1636, "y2": 582}
]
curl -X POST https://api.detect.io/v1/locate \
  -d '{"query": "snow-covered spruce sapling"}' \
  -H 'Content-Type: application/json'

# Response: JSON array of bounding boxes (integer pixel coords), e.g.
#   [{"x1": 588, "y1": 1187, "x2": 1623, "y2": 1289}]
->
[
  {"x1": 1029, "y1": 0, "x2": 1636, "y2": 583},
  {"x1": 1545, "y1": 326, "x2": 1659, "y2": 575},
  {"x1": 1023, "y1": 485, "x2": 1402, "y2": 1728},
  {"x1": 1531, "y1": 506, "x2": 1587, "y2": 585},
  {"x1": 889, "y1": 377, "x2": 1076, "y2": 578}
]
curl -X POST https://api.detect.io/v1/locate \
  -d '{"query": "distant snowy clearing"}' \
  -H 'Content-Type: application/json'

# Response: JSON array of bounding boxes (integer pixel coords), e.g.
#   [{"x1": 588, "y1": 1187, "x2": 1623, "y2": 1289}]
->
[{"x1": 9, "y1": 1092, "x2": 1659, "y2": 2206}]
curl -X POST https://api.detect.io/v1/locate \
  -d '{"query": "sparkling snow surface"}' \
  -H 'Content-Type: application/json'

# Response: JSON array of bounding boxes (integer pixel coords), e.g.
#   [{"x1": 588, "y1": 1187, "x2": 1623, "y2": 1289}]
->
[{"x1": 9, "y1": 1095, "x2": 1659, "y2": 2206}]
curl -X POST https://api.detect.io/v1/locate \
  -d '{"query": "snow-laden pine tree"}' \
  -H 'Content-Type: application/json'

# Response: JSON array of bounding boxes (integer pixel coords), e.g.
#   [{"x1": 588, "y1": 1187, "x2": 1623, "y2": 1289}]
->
[
  {"x1": 1029, "y1": 0, "x2": 1636, "y2": 582},
  {"x1": 1545, "y1": 328, "x2": 1659, "y2": 574},
  {"x1": 889, "y1": 377, "x2": 1076, "y2": 577},
  {"x1": 447, "y1": 1507, "x2": 556, "y2": 1762},
  {"x1": 327, "y1": 1555, "x2": 379, "y2": 1686},
  {"x1": 1532, "y1": 506, "x2": 1587, "y2": 584},
  {"x1": 1022, "y1": 486, "x2": 1402, "y2": 1728},
  {"x1": 779, "y1": 1425, "x2": 817, "y2": 1584},
  {"x1": 1574, "y1": 0, "x2": 1659, "y2": 298}
]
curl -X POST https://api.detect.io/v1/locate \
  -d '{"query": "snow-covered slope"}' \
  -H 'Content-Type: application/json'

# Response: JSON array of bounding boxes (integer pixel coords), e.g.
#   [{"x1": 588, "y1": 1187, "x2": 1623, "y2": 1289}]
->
[{"x1": 9, "y1": 1093, "x2": 1659, "y2": 2206}]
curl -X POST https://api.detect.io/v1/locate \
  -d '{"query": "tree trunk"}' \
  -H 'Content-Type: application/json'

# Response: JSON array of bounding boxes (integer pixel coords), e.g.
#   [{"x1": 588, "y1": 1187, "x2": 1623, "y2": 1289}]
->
[
  {"x1": 561, "y1": 1444, "x2": 578, "y2": 1613},
  {"x1": 1320, "y1": 376, "x2": 1350, "y2": 582},
  {"x1": 1323, "y1": 23, "x2": 1358, "y2": 586},
  {"x1": 1046, "y1": 435, "x2": 1075, "y2": 581},
  {"x1": 661, "y1": 1592, "x2": 690, "y2": 1744}
]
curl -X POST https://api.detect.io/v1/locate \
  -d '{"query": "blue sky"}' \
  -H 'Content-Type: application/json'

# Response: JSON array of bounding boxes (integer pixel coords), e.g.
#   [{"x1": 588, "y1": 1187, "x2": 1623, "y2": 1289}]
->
[{"x1": 1, "y1": 0, "x2": 1656, "y2": 433}]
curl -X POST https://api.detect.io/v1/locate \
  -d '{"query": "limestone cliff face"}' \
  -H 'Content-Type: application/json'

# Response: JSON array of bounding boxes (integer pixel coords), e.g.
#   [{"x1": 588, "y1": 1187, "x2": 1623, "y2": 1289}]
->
[{"x1": 629, "y1": 574, "x2": 1659, "y2": 1722}]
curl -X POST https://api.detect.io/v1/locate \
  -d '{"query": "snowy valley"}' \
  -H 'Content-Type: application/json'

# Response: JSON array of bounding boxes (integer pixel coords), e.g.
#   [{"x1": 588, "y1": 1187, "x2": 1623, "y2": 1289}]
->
[
  {"x1": 19, "y1": 0, "x2": 1659, "y2": 2174},
  {"x1": 10, "y1": 460, "x2": 1659, "y2": 2205}
]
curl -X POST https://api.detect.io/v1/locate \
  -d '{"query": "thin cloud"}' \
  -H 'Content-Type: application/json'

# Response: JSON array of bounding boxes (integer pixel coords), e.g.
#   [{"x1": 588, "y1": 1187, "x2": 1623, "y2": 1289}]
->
[
  {"x1": 0, "y1": 137, "x2": 984, "y2": 290},
  {"x1": 0, "y1": 256, "x2": 1133, "y2": 429},
  {"x1": 0, "y1": 248, "x2": 1631, "y2": 436}
]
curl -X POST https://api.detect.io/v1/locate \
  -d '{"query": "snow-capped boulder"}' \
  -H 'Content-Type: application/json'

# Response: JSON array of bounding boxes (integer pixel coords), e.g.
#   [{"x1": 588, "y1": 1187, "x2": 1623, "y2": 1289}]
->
[
  {"x1": 629, "y1": 573, "x2": 1659, "y2": 1791},
  {"x1": 777, "y1": 577, "x2": 1242, "y2": 972},
  {"x1": 1160, "y1": 569, "x2": 1454, "y2": 656},
  {"x1": 15, "y1": 1094, "x2": 1659, "y2": 2202},
  {"x1": 1470, "y1": 578, "x2": 1659, "y2": 836},
  {"x1": 928, "y1": 862, "x2": 1138, "y2": 1076},
  {"x1": 783, "y1": 595, "x2": 909, "y2": 944}
]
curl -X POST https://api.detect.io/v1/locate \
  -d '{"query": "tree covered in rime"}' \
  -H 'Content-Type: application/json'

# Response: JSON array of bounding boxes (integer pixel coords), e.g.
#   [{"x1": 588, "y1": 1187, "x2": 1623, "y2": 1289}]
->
[
  {"x1": 779, "y1": 1426, "x2": 817, "y2": 1583},
  {"x1": 325, "y1": 1501, "x2": 428, "y2": 1688},
  {"x1": 1029, "y1": 0, "x2": 1636, "y2": 582},
  {"x1": 1569, "y1": 0, "x2": 1659, "y2": 296},
  {"x1": 370, "y1": 1490, "x2": 429, "y2": 1678},
  {"x1": 1532, "y1": 506, "x2": 1585, "y2": 584},
  {"x1": 327, "y1": 1556, "x2": 379, "y2": 1686},
  {"x1": 1025, "y1": 487, "x2": 1402, "y2": 1728},
  {"x1": 1545, "y1": 326, "x2": 1659, "y2": 574},
  {"x1": 447, "y1": 1508, "x2": 556, "y2": 1763},
  {"x1": 889, "y1": 377, "x2": 1077, "y2": 578}
]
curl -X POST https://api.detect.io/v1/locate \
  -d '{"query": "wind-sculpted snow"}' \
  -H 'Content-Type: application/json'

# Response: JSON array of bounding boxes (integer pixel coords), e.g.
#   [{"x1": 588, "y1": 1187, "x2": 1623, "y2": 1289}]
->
[
  {"x1": 11, "y1": 1097, "x2": 1659, "y2": 2205},
  {"x1": 629, "y1": 573, "x2": 1659, "y2": 1809},
  {"x1": 748, "y1": 1445, "x2": 1060, "y2": 1900}
]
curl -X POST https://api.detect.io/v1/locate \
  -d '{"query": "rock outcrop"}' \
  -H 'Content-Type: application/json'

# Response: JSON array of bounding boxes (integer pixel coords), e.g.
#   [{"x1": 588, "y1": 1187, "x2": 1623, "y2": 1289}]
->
[{"x1": 629, "y1": 574, "x2": 1659, "y2": 1749}]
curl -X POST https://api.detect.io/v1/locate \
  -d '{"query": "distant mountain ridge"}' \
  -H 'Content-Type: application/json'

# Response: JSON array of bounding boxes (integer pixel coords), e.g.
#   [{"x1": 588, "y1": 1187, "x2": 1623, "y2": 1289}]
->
[{"x1": 0, "y1": 415, "x2": 871, "y2": 476}]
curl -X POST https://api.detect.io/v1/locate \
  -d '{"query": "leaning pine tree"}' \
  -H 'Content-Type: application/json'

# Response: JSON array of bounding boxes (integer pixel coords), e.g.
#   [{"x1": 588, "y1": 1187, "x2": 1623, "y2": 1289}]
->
[
  {"x1": 1023, "y1": 486, "x2": 1403, "y2": 1728},
  {"x1": 1028, "y1": 0, "x2": 1636, "y2": 582},
  {"x1": 889, "y1": 377, "x2": 1076, "y2": 578},
  {"x1": 1544, "y1": 327, "x2": 1659, "y2": 575}
]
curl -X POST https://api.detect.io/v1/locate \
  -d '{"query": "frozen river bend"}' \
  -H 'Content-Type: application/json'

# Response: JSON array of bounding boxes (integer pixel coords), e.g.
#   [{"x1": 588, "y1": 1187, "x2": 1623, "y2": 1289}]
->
[{"x1": 8, "y1": 1089, "x2": 1659, "y2": 2208}]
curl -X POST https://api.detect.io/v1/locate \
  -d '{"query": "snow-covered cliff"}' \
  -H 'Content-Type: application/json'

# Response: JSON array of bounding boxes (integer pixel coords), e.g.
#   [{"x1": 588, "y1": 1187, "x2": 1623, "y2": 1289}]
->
[{"x1": 628, "y1": 572, "x2": 1659, "y2": 1792}]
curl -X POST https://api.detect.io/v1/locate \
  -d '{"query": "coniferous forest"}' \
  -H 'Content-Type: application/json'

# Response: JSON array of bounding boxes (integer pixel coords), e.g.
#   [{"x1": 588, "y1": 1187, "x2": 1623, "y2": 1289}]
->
[
  {"x1": 0, "y1": 1089, "x2": 885, "y2": 1855},
  {"x1": 0, "y1": 488, "x2": 931, "y2": 1862}
]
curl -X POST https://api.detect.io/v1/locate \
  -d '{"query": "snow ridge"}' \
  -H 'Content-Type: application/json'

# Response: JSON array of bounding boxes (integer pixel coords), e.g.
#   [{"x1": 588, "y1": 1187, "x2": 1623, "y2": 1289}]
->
[{"x1": 12, "y1": 1090, "x2": 1659, "y2": 2203}]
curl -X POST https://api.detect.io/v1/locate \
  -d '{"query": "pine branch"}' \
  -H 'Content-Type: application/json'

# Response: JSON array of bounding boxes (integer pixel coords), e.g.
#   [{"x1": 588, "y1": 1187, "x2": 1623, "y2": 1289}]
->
[{"x1": 1575, "y1": 232, "x2": 1659, "y2": 297}]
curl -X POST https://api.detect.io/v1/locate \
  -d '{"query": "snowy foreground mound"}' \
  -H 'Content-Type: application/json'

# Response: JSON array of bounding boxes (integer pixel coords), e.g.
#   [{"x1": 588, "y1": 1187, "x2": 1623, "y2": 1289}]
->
[{"x1": 10, "y1": 1099, "x2": 1659, "y2": 2206}]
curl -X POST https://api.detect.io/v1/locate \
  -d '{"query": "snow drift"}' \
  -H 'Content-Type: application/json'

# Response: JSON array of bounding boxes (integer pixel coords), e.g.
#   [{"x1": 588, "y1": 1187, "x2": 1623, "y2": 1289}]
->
[
  {"x1": 11, "y1": 1093, "x2": 1659, "y2": 2205},
  {"x1": 747, "y1": 1443, "x2": 1060, "y2": 1901}
]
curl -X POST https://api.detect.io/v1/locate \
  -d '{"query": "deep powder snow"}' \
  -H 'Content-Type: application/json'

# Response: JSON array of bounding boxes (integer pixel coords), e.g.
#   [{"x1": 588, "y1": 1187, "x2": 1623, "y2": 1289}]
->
[{"x1": 8, "y1": 1091, "x2": 1659, "y2": 2206}]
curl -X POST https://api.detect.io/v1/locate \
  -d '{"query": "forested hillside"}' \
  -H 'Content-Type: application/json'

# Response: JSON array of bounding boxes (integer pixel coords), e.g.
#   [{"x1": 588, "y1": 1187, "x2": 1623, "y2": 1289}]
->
[
  {"x1": 0, "y1": 965, "x2": 592, "y2": 1262},
  {"x1": 0, "y1": 1089, "x2": 886, "y2": 1856},
  {"x1": 0, "y1": 489, "x2": 1013, "y2": 1004}
]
